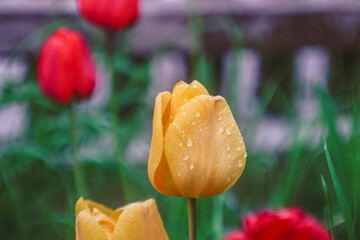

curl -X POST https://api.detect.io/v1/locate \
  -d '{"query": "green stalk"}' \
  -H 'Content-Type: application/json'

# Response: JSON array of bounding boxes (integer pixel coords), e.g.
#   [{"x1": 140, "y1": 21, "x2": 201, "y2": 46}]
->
[
  {"x1": 187, "y1": 0, "x2": 203, "y2": 81},
  {"x1": 187, "y1": 198, "x2": 197, "y2": 240},
  {"x1": 68, "y1": 103, "x2": 88, "y2": 197},
  {"x1": 103, "y1": 29, "x2": 133, "y2": 201}
]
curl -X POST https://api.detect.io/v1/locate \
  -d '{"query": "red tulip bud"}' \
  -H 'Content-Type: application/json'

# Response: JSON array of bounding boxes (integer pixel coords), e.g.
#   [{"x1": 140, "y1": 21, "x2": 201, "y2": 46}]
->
[
  {"x1": 37, "y1": 27, "x2": 96, "y2": 104},
  {"x1": 77, "y1": 0, "x2": 139, "y2": 30},
  {"x1": 224, "y1": 208, "x2": 331, "y2": 240}
]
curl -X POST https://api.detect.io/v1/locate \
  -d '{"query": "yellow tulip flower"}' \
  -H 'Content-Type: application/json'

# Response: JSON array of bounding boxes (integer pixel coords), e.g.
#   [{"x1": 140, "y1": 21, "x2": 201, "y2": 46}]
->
[
  {"x1": 75, "y1": 197, "x2": 169, "y2": 240},
  {"x1": 148, "y1": 80, "x2": 247, "y2": 198}
]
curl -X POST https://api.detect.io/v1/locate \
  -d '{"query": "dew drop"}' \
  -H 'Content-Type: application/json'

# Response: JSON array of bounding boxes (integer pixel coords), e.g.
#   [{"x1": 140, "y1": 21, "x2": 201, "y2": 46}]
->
[
  {"x1": 183, "y1": 154, "x2": 189, "y2": 161},
  {"x1": 227, "y1": 153, "x2": 231, "y2": 159},
  {"x1": 178, "y1": 173, "x2": 181, "y2": 177},
  {"x1": 191, "y1": 120, "x2": 196, "y2": 125},
  {"x1": 182, "y1": 111, "x2": 186, "y2": 116},
  {"x1": 228, "y1": 164, "x2": 231, "y2": 168},
  {"x1": 244, "y1": 152, "x2": 248, "y2": 158},
  {"x1": 236, "y1": 146, "x2": 241, "y2": 151},
  {"x1": 195, "y1": 111, "x2": 200, "y2": 117},
  {"x1": 238, "y1": 160, "x2": 243, "y2": 168},
  {"x1": 180, "y1": 105, "x2": 184, "y2": 110},
  {"x1": 186, "y1": 138, "x2": 193, "y2": 147},
  {"x1": 193, "y1": 82, "x2": 198, "y2": 88},
  {"x1": 218, "y1": 116, "x2": 223, "y2": 121},
  {"x1": 227, "y1": 145, "x2": 231, "y2": 151},
  {"x1": 188, "y1": 161, "x2": 194, "y2": 170},
  {"x1": 199, "y1": 128, "x2": 203, "y2": 132},
  {"x1": 219, "y1": 126, "x2": 224, "y2": 133},
  {"x1": 226, "y1": 127, "x2": 232, "y2": 135},
  {"x1": 179, "y1": 142, "x2": 183, "y2": 147}
]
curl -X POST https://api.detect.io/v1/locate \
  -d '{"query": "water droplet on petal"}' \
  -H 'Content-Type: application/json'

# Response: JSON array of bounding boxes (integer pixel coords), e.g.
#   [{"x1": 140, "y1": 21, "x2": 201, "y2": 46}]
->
[
  {"x1": 238, "y1": 160, "x2": 243, "y2": 168},
  {"x1": 179, "y1": 142, "x2": 183, "y2": 147},
  {"x1": 182, "y1": 111, "x2": 186, "y2": 116},
  {"x1": 227, "y1": 145, "x2": 231, "y2": 151},
  {"x1": 178, "y1": 173, "x2": 181, "y2": 177},
  {"x1": 236, "y1": 146, "x2": 241, "y2": 151},
  {"x1": 244, "y1": 152, "x2": 248, "y2": 158},
  {"x1": 226, "y1": 127, "x2": 232, "y2": 135},
  {"x1": 228, "y1": 164, "x2": 231, "y2": 168},
  {"x1": 191, "y1": 120, "x2": 196, "y2": 125},
  {"x1": 186, "y1": 138, "x2": 193, "y2": 147},
  {"x1": 218, "y1": 116, "x2": 223, "y2": 121},
  {"x1": 193, "y1": 82, "x2": 198, "y2": 88},
  {"x1": 227, "y1": 153, "x2": 231, "y2": 159},
  {"x1": 183, "y1": 154, "x2": 189, "y2": 160},
  {"x1": 180, "y1": 105, "x2": 184, "y2": 110},
  {"x1": 195, "y1": 111, "x2": 200, "y2": 117},
  {"x1": 199, "y1": 128, "x2": 203, "y2": 132},
  {"x1": 219, "y1": 126, "x2": 224, "y2": 133},
  {"x1": 189, "y1": 161, "x2": 194, "y2": 170}
]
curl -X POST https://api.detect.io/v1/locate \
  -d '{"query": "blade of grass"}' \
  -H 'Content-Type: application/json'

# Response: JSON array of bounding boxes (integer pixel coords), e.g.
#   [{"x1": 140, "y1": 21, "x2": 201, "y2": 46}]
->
[
  {"x1": 324, "y1": 141, "x2": 356, "y2": 240},
  {"x1": 321, "y1": 175, "x2": 335, "y2": 239},
  {"x1": 354, "y1": 183, "x2": 359, "y2": 227}
]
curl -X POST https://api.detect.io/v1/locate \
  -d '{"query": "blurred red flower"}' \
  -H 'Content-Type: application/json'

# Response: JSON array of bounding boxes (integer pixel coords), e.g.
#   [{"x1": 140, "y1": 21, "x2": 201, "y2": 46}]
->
[
  {"x1": 77, "y1": 0, "x2": 139, "y2": 30},
  {"x1": 224, "y1": 208, "x2": 331, "y2": 240},
  {"x1": 37, "y1": 27, "x2": 96, "y2": 104}
]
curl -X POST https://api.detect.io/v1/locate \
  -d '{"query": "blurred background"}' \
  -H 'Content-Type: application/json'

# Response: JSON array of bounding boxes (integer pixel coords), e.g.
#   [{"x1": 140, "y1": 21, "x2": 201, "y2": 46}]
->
[{"x1": 1, "y1": 0, "x2": 360, "y2": 239}]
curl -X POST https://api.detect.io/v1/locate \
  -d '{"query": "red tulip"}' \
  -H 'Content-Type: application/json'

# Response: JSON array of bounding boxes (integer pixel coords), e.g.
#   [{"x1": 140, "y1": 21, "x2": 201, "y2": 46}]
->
[
  {"x1": 224, "y1": 208, "x2": 331, "y2": 240},
  {"x1": 77, "y1": 0, "x2": 139, "y2": 30},
  {"x1": 38, "y1": 27, "x2": 96, "y2": 104}
]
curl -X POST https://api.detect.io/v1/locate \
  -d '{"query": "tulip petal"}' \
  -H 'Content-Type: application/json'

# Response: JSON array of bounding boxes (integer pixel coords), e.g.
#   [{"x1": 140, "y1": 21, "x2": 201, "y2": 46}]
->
[
  {"x1": 170, "y1": 80, "x2": 209, "y2": 120},
  {"x1": 85, "y1": 200, "x2": 119, "y2": 222},
  {"x1": 76, "y1": 210, "x2": 108, "y2": 240},
  {"x1": 148, "y1": 91, "x2": 181, "y2": 196},
  {"x1": 164, "y1": 95, "x2": 246, "y2": 198},
  {"x1": 75, "y1": 197, "x2": 91, "y2": 216},
  {"x1": 112, "y1": 199, "x2": 168, "y2": 240}
]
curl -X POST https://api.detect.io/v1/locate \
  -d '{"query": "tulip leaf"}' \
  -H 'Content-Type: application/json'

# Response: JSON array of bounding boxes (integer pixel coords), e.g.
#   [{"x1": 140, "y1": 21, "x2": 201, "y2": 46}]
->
[
  {"x1": 324, "y1": 141, "x2": 356, "y2": 240},
  {"x1": 321, "y1": 175, "x2": 334, "y2": 239}
]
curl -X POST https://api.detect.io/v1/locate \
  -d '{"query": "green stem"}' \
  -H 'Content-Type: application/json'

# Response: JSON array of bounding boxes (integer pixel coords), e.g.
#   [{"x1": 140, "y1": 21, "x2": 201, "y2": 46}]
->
[
  {"x1": 187, "y1": 198, "x2": 197, "y2": 240},
  {"x1": 104, "y1": 30, "x2": 119, "y2": 151},
  {"x1": 187, "y1": 0, "x2": 203, "y2": 80},
  {"x1": 68, "y1": 103, "x2": 88, "y2": 197},
  {"x1": 103, "y1": 30, "x2": 132, "y2": 201}
]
